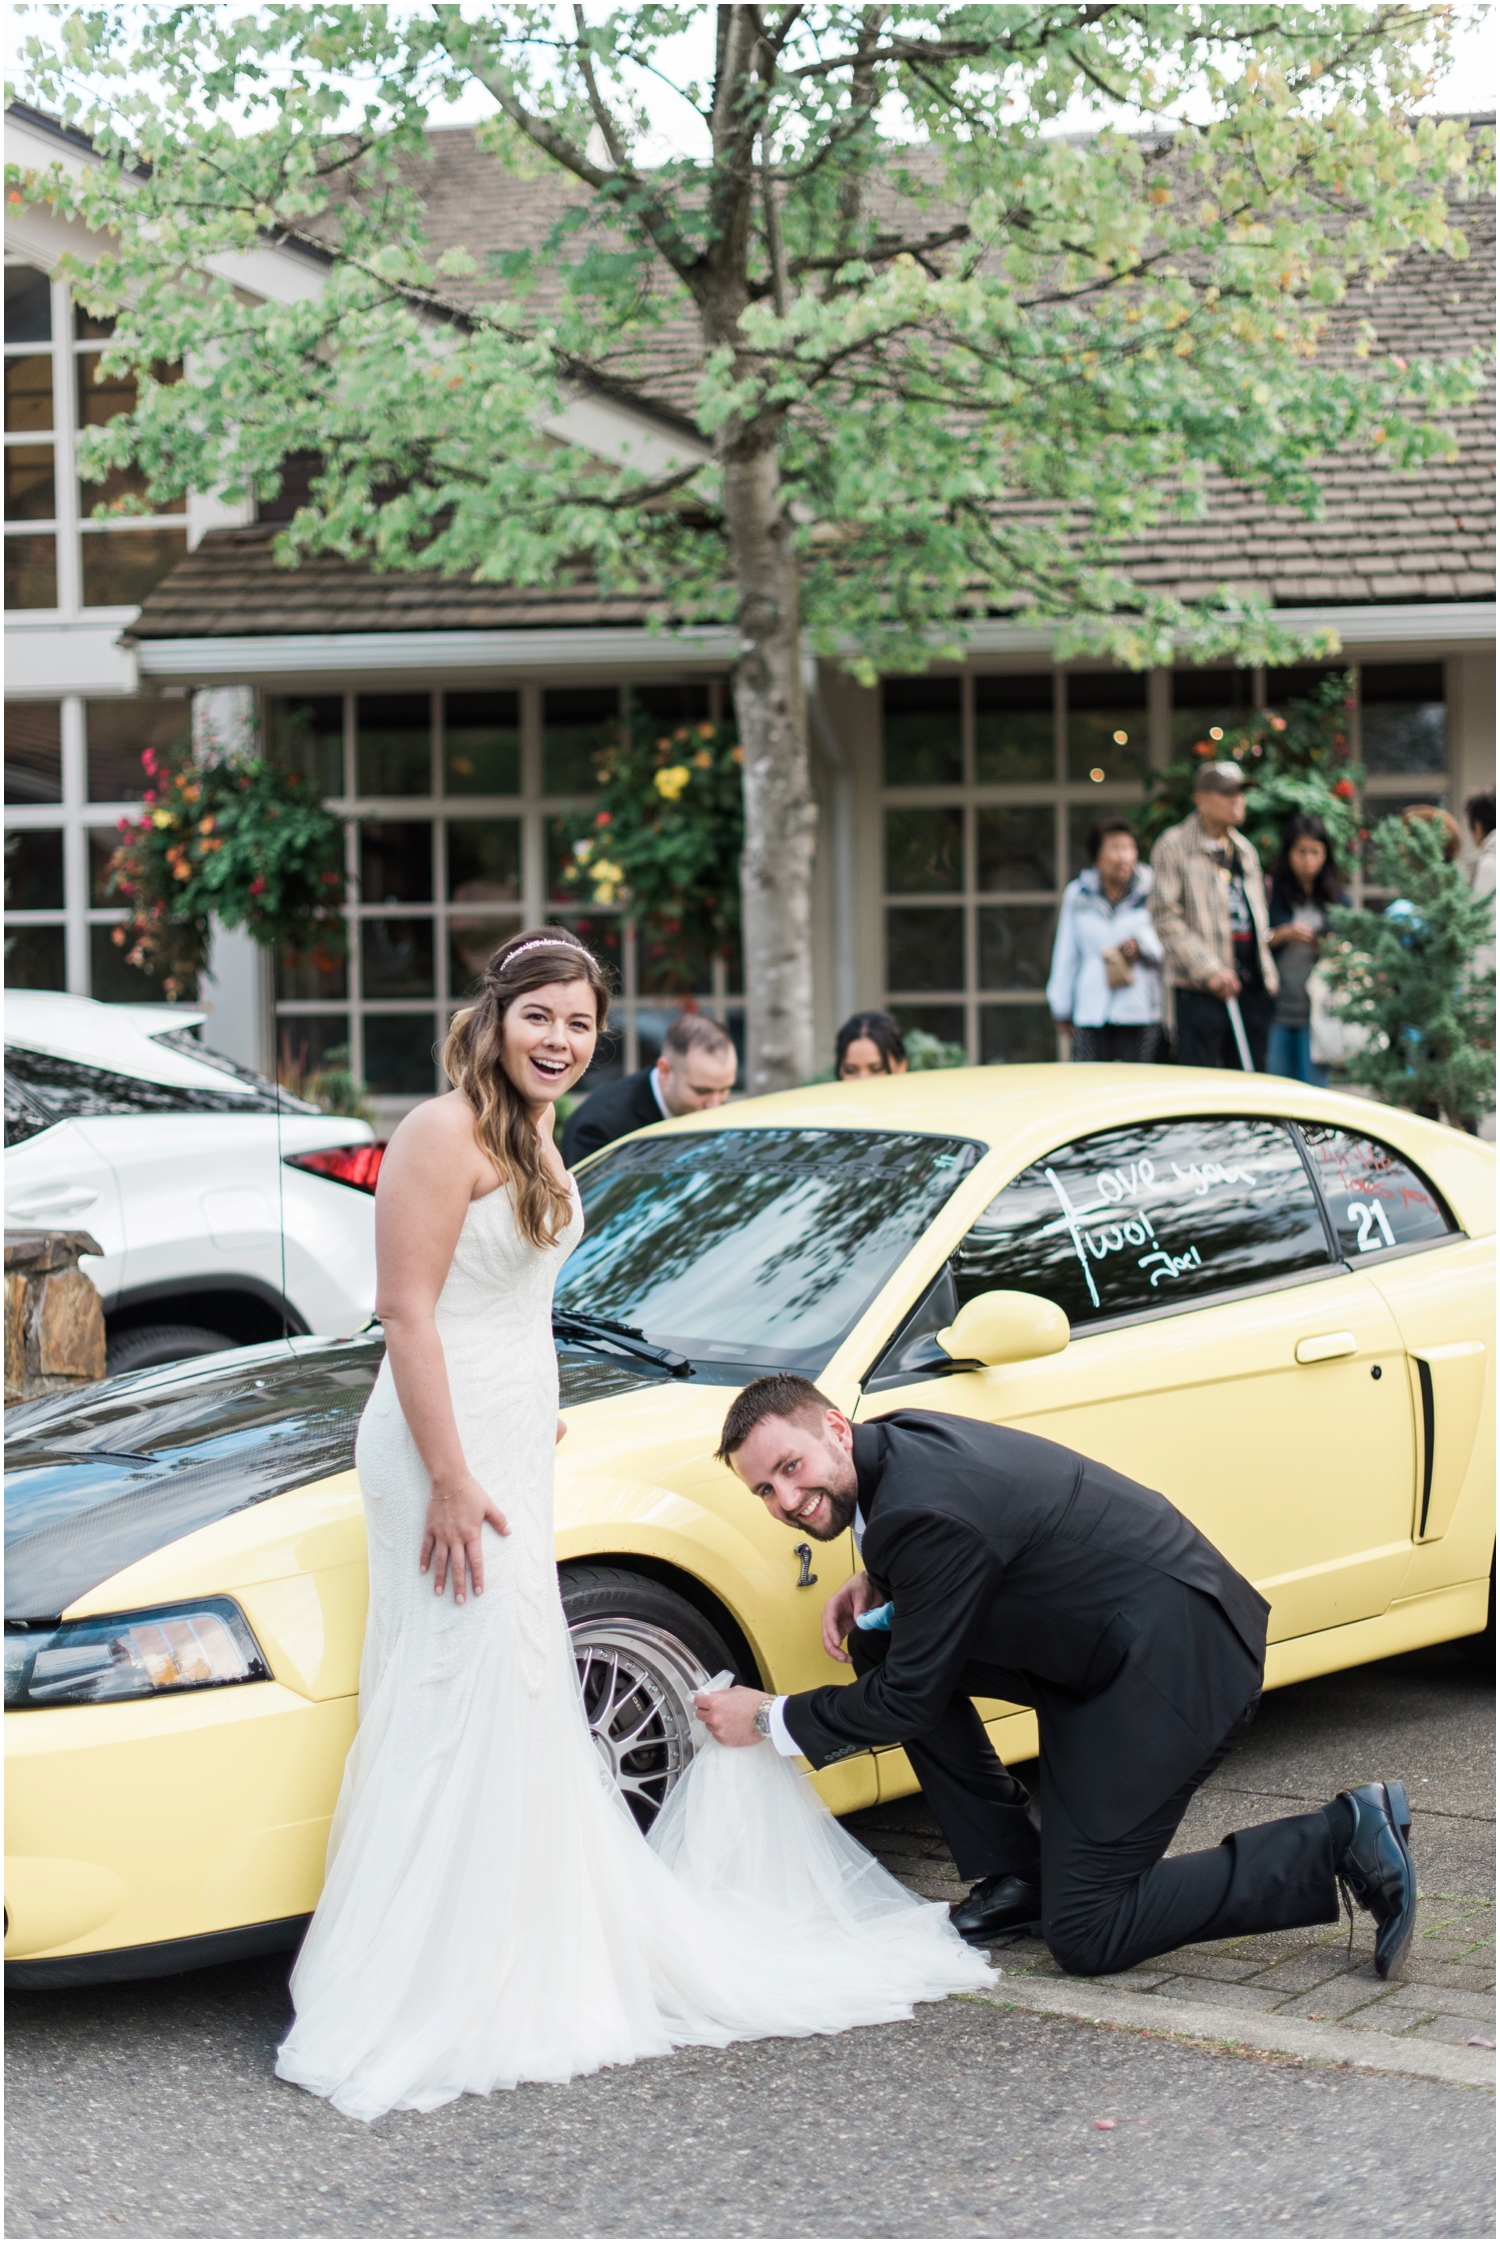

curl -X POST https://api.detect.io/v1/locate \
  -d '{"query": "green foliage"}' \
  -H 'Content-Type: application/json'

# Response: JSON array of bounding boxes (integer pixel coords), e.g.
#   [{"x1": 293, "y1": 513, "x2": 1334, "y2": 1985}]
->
[
  {"x1": 557, "y1": 708, "x2": 744, "y2": 980},
  {"x1": 1137, "y1": 670, "x2": 1364, "y2": 867},
  {"x1": 10, "y1": 7, "x2": 1490, "y2": 675},
  {"x1": 904, "y1": 1028, "x2": 969, "y2": 1072},
  {"x1": 307, "y1": 1045, "x2": 377, "y2": 1126},
  {"x1": 1321, "y1": 815, "x2": 1495, "y2": 1124},
  {"x1": 105, "y1": 737, "x2": 347, "y2": 1000}
]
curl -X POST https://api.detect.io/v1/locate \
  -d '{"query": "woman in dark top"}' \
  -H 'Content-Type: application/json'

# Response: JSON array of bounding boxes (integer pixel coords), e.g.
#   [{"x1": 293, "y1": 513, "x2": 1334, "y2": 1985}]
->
[
  {"x1": 835, "y1": 1010, "x2": 909, "y2": 1080},
  {"x1": 1266, "y1": 815, "x2": 1344, "y2": 1086}
]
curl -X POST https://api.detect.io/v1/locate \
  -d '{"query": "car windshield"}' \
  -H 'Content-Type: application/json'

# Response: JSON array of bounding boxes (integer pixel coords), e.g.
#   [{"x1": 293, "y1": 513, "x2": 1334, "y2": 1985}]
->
[{"x1": 559, "y1": 1128, "x2": 980, "y2": 1376}]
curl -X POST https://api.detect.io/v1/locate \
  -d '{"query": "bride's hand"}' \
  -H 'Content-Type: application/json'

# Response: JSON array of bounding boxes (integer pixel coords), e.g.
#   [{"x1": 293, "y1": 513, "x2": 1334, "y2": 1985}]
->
[
  {"x1": 420, "y1": 1472, "x2": 509, "y2": 1604},
  {"x1": 556, "y1": 1417, "x2": 567, "y2": 1445},
  {"x1": 821, "y1": 1569, "x2": 878, "y2": 1663}
]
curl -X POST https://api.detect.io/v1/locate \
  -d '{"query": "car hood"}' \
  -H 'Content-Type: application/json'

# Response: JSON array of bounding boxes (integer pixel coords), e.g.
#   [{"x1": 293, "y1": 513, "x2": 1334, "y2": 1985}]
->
[{"x1": 4, "y1": 1334, "x2": 664, "y2": 1622}]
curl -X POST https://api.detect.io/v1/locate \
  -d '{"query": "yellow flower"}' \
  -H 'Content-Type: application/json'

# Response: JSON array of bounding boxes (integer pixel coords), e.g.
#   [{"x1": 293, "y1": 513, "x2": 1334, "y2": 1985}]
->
[
  {"x1": 692, "y1": 750, "x2": 712, "y2": 770},
  {"x1": 151, "y1": 810, "x2": 175, "y2": 829},
  {"x1": 697, "y1": 722, "x2": 715, "y2": 740},
  {"x1": 654, "y1": 765, "x2": 691, "y2": 801},
  {"x1": 172, "y1": 859, "x2": 192, "y2": 880},
  {"x1": 572, "y1": 839, "x2": 593, "y2": 863}
]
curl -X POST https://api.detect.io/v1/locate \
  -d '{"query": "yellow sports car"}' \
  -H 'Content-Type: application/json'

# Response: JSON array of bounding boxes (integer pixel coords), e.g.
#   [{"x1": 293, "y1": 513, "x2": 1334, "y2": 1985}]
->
[{"x1": 6, "y1": 1067, "x2": 1493, "y2": 1987}]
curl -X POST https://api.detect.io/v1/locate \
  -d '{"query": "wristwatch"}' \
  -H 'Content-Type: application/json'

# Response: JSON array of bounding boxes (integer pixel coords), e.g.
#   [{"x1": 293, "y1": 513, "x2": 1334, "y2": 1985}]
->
[{"x1": 752, "y1": 1695, "x2": 775, "y2": 1739}]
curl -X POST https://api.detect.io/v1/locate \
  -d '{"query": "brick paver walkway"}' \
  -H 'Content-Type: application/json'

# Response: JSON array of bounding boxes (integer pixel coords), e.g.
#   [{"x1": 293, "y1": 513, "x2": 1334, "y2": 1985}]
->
[{"x1": 846, "y1": 1797, "x2": 1496, "y2": 2053}]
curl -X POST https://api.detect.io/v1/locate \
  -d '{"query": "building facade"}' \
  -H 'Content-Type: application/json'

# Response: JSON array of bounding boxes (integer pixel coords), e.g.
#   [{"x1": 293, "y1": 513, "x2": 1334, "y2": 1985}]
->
[{"x1": 6, "y1": 105, "x2": 1495, "y2": 1120}]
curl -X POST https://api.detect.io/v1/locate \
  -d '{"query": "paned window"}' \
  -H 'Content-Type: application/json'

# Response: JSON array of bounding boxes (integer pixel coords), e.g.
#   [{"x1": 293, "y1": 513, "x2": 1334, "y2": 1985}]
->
[
  {"x1": 263, "y1": 680, "x2": 738, "y2": 1111},
  {"x1": 4, "y1": 264, "x2": 56, "y2": 610},
  {"x1": 3, "y1": 265, "x2": 186, "y2": 619},
  {"x1": 4, "y1": 693, "x2": 200, "y2": 1001},
  {"x1": 880, "y1": 670, "x2": 1151, "y2": 1061},
  {"x1": 1297, "y1": 1126, "x2": 1459, "y2": 1259},
  {"x1": 1171, "y1": 666, "x2": 1254, "y2": 754},
  {"x1": 953, "y1": 1116, "x2": 1330, "y2": 1329}
]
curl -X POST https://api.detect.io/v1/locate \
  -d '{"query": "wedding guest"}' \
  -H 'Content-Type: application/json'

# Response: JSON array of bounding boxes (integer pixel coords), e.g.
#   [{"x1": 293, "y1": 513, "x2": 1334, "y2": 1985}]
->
[
  {"x1": 1265, "y1": 814, "x2": 1344, "y2": 1087},
  {"x1": 1046, "y1": 819, "x2": 1163, "y2": 1062},
  {"x1": 561, "y1": 1010, "x2": 736, "y2": 1165},
  {"x1": 1149, "y1": 762, "x2": 1278, "y2": 1071},
  {"x1": 836, "y1": 1010, "x2": 909, "y2": 1079}
]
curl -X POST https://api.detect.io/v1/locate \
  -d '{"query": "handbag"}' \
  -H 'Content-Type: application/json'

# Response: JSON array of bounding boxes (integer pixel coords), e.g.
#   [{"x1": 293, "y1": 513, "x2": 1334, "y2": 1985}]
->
[
  {"x1": 1101, "y1": 945, "x2": 1135, "y2": 990},
  {"x1": 1308, "y1": 962, "x2": 1367, "y2": 1067}
]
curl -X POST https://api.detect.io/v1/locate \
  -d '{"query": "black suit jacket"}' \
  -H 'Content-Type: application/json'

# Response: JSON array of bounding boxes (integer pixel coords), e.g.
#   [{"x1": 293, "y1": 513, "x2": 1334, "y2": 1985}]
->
[
  {"x1": 782, "y1": 1412, "x2": 1270, "y2": 1842},
  {"x1": 561, "y1": 1068, "x2": 664, "y2": 1166}
]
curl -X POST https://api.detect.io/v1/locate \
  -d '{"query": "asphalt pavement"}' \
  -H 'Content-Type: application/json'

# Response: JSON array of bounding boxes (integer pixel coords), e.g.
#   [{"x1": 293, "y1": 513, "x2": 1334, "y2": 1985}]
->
[{"x1": 6, "y1": 1645, "x2": 1493, "y2": 2241}]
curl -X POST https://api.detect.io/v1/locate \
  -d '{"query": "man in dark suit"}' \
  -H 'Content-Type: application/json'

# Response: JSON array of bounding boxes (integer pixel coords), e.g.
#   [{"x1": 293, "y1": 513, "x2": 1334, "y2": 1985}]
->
[
  {"x1": 698, "y1": 1378, "x2": 1417, "y2": 1981},
  {"x1": 561, "y1": 1011, "x2": 737, "y2": 1166}
]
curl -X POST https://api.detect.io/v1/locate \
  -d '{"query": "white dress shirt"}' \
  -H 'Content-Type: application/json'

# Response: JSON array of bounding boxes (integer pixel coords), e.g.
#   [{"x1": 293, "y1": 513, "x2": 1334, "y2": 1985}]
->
[{"x1": 765, "y1": 1506, "x2": 866, "y2": 1755}]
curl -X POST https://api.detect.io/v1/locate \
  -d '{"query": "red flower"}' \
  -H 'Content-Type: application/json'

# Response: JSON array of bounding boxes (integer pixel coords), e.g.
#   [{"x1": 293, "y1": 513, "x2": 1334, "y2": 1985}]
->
[
  {"x1": 141, "y1": 748, "x2": 157, "y2": 774},
  {"x1": 595, "y1": 811, "x2": 612, "y2": 826},
  {"x1": 1333, "y1": 778, "x2": 1355, "y2": 800},
  {"x1": 249, "y1": 875, "x2": 267, "y2": 896}
]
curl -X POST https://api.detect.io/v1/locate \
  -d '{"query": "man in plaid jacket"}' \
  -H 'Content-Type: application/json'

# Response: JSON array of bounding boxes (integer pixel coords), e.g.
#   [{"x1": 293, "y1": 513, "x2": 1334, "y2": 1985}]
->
[{"x1": 1149, "y1": 762, "x2": 1278, "y2": 1070}]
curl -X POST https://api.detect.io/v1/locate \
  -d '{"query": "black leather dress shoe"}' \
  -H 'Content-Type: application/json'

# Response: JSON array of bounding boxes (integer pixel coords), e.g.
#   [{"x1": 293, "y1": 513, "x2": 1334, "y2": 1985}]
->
[
  {"x1": 1333, "y1": 1781, "x2": 1416, "y2": 1980},
  {"x1": 949, "y1": 1874, "x2": 1042, "y2": 1949}
]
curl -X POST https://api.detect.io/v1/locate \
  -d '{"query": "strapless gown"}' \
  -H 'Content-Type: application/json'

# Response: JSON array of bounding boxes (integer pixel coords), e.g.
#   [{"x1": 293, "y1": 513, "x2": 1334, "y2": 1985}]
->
[{"x1": 275, "y1": 1179, "x2": 993, "y2": 2122}]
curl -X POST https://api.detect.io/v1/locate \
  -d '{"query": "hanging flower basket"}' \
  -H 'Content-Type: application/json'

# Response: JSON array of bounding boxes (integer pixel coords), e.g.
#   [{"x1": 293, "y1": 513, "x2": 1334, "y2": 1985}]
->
[
  {"x1": 105, "y1": 742, "x2": 346, "y2": 1001},
  {"x1": 556, "y1": 710, "x2": 744, "y2": 990}
]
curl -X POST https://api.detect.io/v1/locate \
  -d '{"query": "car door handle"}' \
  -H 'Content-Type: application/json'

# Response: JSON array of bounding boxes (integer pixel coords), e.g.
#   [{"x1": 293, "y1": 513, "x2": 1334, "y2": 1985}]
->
[
  {"x1": 1295, "y1": 1331, "x2": 1358, "y2": 1365},
  {"x1": 6, "y1": 1186, "x2": 100, "y2": 1218}
]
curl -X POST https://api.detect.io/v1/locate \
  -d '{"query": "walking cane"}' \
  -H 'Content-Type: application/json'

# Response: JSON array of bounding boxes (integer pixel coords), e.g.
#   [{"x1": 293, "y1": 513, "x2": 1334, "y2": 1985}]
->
[{"x1": 1225, "y1": 995, "x2": 1254, "y2": 1072}]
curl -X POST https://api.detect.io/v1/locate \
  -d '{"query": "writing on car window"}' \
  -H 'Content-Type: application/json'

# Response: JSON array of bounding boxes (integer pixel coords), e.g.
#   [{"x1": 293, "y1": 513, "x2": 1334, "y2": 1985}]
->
[
  {"x1": 1297, "y1": 1127, "x2": 1458, "y2": 1259},
  {"x1": 954, "y1": 1117, "x2": 1330, "y2": 1328}
]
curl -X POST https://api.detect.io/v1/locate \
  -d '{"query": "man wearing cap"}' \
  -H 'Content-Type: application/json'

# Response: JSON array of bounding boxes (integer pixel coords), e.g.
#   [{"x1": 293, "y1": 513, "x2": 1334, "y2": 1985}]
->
[{"x1": 1150, "y1": 763, "x2": 1278, "y2": 1070}]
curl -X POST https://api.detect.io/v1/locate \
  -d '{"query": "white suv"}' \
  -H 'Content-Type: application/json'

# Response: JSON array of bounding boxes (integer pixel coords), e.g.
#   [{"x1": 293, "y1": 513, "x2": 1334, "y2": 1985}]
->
[{"x1": 4, "y1": 992, "x2": 380, "y2": 1372}]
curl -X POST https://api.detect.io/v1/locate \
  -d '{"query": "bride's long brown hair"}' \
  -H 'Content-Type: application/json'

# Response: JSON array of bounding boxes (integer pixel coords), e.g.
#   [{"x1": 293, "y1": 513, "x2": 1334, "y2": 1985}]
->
[{"x1": 442, "y1": 929, "x2": 613, "y2": 1249}]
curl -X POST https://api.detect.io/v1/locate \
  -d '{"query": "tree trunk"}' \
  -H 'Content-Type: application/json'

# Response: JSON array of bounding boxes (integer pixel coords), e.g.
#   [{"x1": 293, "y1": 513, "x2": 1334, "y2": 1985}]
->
[{"x1": 722, "y1": 429, "x2": 817, "y2": 1096}]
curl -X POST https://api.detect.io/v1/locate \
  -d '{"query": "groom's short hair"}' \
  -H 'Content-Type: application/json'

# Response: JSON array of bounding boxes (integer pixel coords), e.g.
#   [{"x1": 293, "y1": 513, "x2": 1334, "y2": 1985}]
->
[{"x1": 716, "y1": 1374, "x2": 837, "y2": 1465}]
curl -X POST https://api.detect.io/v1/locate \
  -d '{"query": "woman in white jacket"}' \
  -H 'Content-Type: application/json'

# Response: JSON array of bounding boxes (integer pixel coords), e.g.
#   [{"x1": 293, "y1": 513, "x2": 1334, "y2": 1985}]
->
[{"x1": 1047, "y1": 819, "x2": 1164, "y2": 1062}]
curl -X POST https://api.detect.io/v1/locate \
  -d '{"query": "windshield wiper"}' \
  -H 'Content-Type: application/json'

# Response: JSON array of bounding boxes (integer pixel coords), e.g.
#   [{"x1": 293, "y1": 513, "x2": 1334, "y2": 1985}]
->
[{"x1": 552, "y1": 1311, "x2": 692, "y2": 1379}]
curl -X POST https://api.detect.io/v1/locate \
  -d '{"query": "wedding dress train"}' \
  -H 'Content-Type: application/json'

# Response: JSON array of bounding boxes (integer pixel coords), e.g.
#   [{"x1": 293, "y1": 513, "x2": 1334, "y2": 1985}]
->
[{"x1": 275, "y1": 1178, "x2": 993, "y2": 2123}]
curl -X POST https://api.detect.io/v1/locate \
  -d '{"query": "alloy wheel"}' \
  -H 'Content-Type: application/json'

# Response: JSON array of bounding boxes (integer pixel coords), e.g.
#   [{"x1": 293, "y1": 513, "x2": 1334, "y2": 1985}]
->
[{"x1": 570, "y1": 1618, "x2": 711, "y2": 1831}]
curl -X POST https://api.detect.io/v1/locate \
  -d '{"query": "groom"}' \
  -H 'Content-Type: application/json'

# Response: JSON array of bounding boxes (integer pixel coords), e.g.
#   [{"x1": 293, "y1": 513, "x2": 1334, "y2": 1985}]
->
[{"x1": 697, "y1": 1377, "x2": 1418, "y2": 1982}]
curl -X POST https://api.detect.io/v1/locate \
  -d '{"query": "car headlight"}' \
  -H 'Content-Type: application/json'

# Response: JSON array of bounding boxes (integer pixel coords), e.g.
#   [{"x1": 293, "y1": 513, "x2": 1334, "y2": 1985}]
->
[{"x1": 4, "y1": 1598, "x2": 271, "y2": 1709}]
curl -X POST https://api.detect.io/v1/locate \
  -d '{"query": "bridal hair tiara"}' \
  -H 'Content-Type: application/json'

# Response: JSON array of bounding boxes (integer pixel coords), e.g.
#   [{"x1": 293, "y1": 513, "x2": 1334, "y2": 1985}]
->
[{"x1": 499, "y1": 935, "x2": 592, "y2": 968}]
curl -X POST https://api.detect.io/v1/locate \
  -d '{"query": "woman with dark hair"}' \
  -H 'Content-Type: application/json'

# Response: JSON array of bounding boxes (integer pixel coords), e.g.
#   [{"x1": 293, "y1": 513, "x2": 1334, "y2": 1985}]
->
[
  {"x1": 276, "y1": 928, "x2": 989, "y2": 2121},
  {"x1": 1266, "y1": 815, "x2": 1344, "y2": 1085},
  {"x1": 1046, "y1": 818, "x2": 1163, "y2": 1061},
  {"x1": 836, "y1": 1009, "x2": 909, "y2": 1079}
]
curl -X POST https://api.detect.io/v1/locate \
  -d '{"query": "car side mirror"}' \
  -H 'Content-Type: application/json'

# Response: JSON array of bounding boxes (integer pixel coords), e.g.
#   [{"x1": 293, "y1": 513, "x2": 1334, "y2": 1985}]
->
[{"x1": 936, "y1": 1289, "x2": 1069, "y2": 1368}]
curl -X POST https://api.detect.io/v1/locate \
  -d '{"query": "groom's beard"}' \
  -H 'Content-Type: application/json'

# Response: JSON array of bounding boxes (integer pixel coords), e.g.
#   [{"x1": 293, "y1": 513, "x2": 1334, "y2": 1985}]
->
[{"x1": 795, "y1": 1482, "x2": 859, "y2": 1542}]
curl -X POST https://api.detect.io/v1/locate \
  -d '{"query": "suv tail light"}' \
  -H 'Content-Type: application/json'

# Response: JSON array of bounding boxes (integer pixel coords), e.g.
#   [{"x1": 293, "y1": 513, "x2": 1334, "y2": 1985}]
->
[{"x1": 284, "y1": 1144, "x2": 385, "y2": 1194}]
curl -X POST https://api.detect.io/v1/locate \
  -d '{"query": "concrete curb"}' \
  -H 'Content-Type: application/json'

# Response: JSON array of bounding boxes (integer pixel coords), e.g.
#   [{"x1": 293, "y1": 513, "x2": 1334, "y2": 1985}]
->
[{"x1": 969, "y1": 1976, "x2": 1497, "y2": 2090}]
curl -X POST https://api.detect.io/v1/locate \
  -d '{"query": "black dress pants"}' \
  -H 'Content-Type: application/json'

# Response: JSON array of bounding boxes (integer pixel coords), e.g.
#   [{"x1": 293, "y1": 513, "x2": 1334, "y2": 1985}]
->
[
  {"x1": 848, "y1": 1627, "x2": 1039, "y2": 1882},
  {"x1": 851, "y1": 1632, "x2": 1338, "y2": 1976},
  {"x1": 1174, "y1": 985, "x2": 1274, "y2": 1071}
]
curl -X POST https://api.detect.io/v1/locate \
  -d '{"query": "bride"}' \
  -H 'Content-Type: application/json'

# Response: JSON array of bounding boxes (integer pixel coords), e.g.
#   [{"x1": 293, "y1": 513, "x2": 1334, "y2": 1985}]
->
[{"x1": 276, "y1": 927, "x2": 993, "y2": 2122}]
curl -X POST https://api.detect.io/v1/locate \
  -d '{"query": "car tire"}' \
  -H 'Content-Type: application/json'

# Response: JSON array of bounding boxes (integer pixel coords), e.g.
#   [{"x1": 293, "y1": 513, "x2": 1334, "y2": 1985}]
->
[
  {"x1": 560, "y1": 1565, "x2": 739, "y2": 1833},
  {"x1": 105, "y1": 1323, "x2": 237, "y2": 1376}
]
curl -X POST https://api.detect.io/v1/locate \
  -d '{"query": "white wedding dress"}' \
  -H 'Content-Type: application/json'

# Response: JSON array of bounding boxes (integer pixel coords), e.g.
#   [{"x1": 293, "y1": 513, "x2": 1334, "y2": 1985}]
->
[{"x1": 275, "y1": 1177, "x2": 993, "y2": 2123}]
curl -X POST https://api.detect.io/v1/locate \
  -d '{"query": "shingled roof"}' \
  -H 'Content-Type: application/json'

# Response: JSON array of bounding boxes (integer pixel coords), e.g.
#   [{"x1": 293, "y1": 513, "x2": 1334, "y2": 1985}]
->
[{"x1": 128, "y1": 125, "x2": 1494, "y2": 643}]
